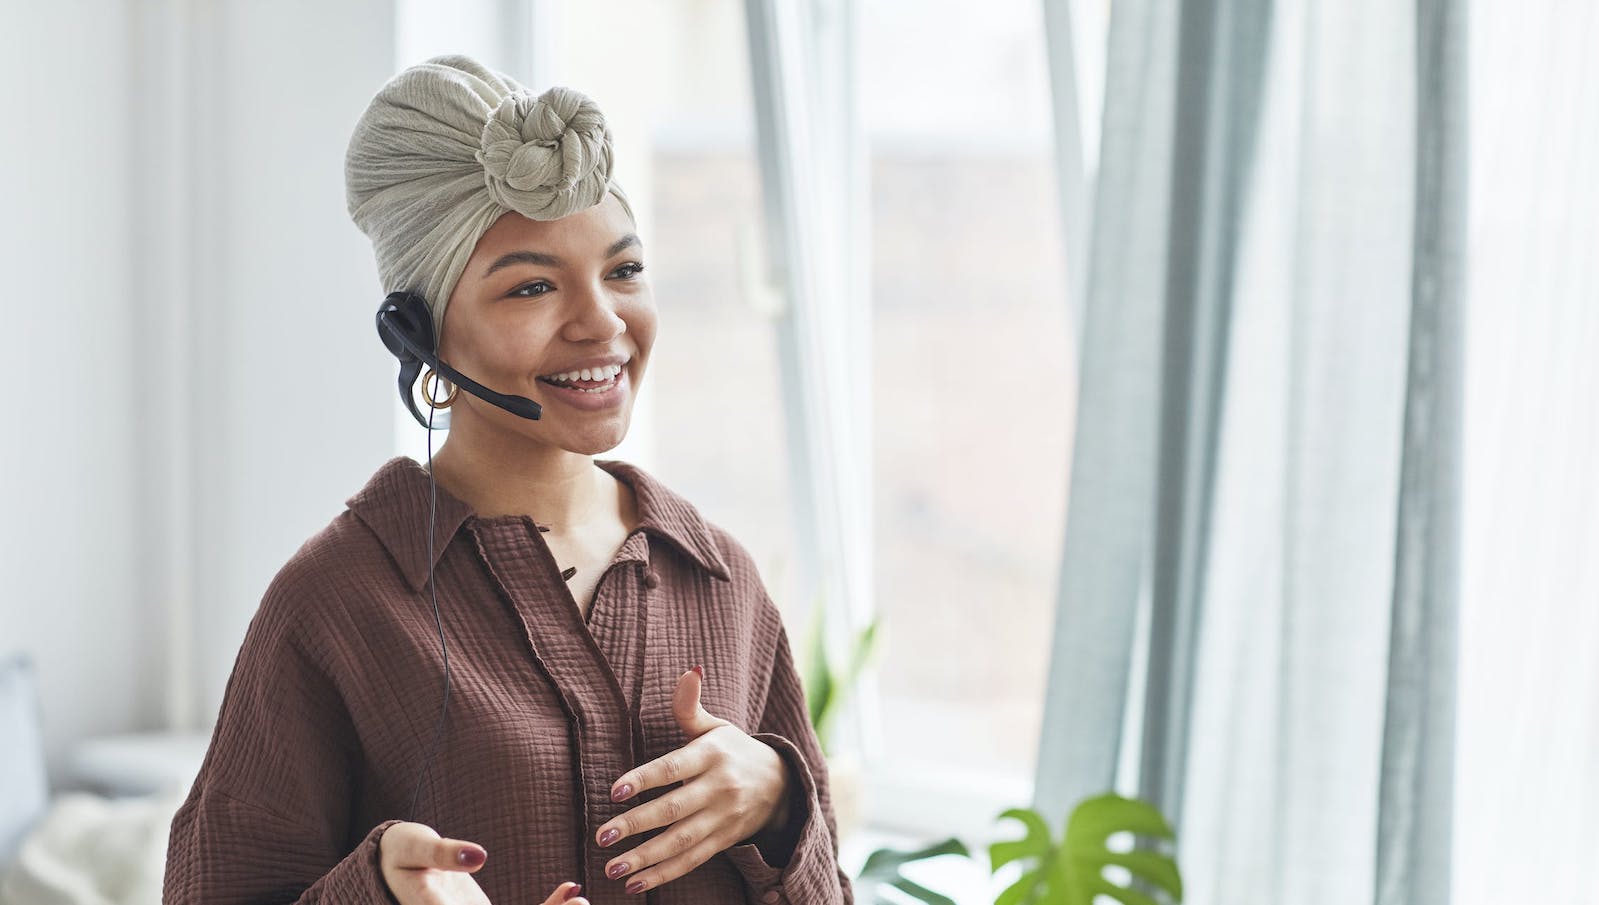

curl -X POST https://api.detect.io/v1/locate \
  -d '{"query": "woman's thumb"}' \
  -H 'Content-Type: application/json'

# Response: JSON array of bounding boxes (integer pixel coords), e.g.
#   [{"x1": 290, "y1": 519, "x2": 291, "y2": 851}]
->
[
  {"x1": 672, "y1": 664, "x2": 729, "y2": 737},
  {"x1": 401, "y1": 828, "x2": 485, "y2": 871},
  {"x1": 382, "y1": 822, "x2": 486, "y2": 871},
  {"x1": 437, "y1": 837, "x2": 488, "y2": 871}
]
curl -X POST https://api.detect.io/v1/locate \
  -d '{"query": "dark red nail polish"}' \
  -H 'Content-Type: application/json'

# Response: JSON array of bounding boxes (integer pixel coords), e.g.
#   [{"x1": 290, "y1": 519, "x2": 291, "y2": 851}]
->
[
  {"x1": 564, "y1": 884, "x2": 583, "y2": 900},
  {"x1": 692, "y1": 664, "x2": 704, "y2": 679},
  {"x1": 626, "y1": 879, "x2": 646, "y2": 895},
  {"x1": 457, "y1": 847, "x2": 485, "y2": 868},
  {"x1": 599, "y1": 828, "x2": 619, "y2": 847},
  {"x1": 611, "y1": 783, "x2": 632, "y2": 801},
  {"x1": 607, "y1": 861, "x2": 630, "y2": 879}
]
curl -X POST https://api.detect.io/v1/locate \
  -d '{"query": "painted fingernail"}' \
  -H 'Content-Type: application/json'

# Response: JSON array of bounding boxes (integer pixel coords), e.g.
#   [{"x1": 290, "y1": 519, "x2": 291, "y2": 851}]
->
[
  {"x1": 607, "y1": 861, "x2": 631, "y2": 880},
  {"x1": 564, "y1": 884, "x2": 583, "y2": 900},
  {"x1": 692, "y1": 664, "x2": 704, "y2": 679},
  {"x1": 599, "y1": 828, "x2": 620, "y2": 847},
  {"x1": 457, "y1": 846, "x2": 485, "y2": 868},
  {"x1": 611, "y1": 783, "x2": 632, "y2": 801},
  {"x1": 626, "y1": 879, "x2": 647, "y2": 895}
]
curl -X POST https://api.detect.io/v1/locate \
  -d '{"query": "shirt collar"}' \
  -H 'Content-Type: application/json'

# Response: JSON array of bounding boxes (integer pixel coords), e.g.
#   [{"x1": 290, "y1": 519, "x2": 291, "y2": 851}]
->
[{"x1": 345, "y1": 456, "x2": 733, "y2": 595}]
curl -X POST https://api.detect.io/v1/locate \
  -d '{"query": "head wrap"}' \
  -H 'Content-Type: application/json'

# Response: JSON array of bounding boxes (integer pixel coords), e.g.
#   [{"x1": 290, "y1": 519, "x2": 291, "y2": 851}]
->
[{"x1": 345, "y1": 53, "x2": 635, "y2": 341}]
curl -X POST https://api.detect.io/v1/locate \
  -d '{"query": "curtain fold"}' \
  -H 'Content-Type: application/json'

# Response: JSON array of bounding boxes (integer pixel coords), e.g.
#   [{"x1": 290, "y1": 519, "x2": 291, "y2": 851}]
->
[
  {"x1": 1032, "y1": 0, "x2": 1181, "y2": 822},
  {"x1": 1141, "y1": 0, "x2": 1273, "y2": 826},
  {"x1": 1374, "y1": 0, "x2": 1468, "y2": 901}
]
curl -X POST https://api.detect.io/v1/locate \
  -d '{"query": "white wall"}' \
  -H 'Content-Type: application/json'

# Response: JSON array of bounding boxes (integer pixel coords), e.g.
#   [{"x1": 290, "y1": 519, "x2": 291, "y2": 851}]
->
[
  {"x1": 179, "y1": 0, "x2": 400, "y2": 727},
  {"x1": 1, "y1": 0, "x2": 146, "y2": 789},
  {"x1": 1, "y1": 0, "x2": 401, "y2": 785}
]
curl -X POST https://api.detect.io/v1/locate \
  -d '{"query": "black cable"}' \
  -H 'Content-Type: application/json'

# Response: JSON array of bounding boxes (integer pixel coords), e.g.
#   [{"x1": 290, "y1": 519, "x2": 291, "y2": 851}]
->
[{"x1": 406, "y1": 398, "x2": 451, "y2": 823}]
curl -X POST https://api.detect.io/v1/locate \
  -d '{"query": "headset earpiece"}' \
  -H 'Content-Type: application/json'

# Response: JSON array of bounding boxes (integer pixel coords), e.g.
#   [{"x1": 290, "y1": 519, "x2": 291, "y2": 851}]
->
[
  {"x1": 374, "y1": 289, "x2": 544, "y2": 427},
  {"x1": 376, "y1": 290, "x2": 436, "y2": 361},
  {"x1": 375, "y1": 291, "x2": 438, "y2": 428}
]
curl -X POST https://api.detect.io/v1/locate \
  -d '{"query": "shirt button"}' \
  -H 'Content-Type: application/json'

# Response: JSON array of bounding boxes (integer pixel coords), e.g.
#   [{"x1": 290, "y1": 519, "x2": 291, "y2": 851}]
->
[
  {"x1": 761, "y1": 891, "x2": 781, "y2": 904},
  {"x1": 643, "y1": 570, "x2": 660, "y2": 589}
]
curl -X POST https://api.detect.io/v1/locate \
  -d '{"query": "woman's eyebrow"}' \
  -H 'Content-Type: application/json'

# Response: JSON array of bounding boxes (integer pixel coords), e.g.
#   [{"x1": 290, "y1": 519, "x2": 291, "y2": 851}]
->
[{"x1": 482, "y1": 233, "x2": 641, "y2": 277}]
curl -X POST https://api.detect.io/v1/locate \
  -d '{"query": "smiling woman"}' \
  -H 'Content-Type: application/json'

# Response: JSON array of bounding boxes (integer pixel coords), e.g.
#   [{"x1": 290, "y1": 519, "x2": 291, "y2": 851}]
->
[
  {"x1": 161, "y1": 53, "x2": 853, "y2": 905},
  {"x1": 432, "y1": 199, "x2": 653, "y2": 441}
]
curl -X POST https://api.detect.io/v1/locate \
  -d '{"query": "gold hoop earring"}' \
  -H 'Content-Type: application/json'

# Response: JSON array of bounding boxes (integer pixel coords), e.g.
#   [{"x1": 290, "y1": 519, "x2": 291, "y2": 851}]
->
[{"x1": 421, "y1": 367, "x2": 458, "y2": 408}]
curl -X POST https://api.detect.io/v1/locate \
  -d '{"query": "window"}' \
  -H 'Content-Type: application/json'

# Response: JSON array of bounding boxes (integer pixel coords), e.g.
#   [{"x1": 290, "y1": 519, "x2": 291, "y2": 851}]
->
[{"x1": 862, "y1": 0, "x2": 1072, "y2": 795}]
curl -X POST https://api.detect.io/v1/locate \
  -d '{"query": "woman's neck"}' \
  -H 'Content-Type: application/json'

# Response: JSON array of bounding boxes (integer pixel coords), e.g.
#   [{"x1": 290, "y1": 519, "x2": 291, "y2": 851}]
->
[{"x1": 424, "y1": 434, "x2": 613, "y2": 530}]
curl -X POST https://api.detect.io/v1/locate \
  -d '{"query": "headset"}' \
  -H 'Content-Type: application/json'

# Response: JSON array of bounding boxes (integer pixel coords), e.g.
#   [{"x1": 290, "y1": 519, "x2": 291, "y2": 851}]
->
[
  {"x1": 374, "y1": 289, "x2": 545, "y2": 822},
  {"x1": 376, "y1": 290, "x2": 544, "y2": 428}
]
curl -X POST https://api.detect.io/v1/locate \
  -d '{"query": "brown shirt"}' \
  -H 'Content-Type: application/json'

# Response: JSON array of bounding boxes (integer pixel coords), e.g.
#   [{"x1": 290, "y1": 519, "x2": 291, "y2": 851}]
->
[{"x1": 163, "y1": 456, "x2": 853, "y2": 905}]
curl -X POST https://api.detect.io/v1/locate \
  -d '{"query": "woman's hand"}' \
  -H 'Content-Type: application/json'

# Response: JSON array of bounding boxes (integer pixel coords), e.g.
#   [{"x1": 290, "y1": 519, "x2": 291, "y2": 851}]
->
[
  {"x1": 379, "y1": 821, "x2": 589, "y2": 905},
  {"x1": 595, "y1": 665, "x2": 796, "y2": 896}
]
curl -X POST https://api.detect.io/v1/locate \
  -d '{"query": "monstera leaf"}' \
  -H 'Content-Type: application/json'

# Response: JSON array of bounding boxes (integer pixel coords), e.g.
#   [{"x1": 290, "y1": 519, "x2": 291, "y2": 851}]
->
[
  {"x1": 988, "y1": 794, "x2": 1182, "y2": 905},
  {"x1": 857, "y1": 836, "x2": 971, "y2": 905}
]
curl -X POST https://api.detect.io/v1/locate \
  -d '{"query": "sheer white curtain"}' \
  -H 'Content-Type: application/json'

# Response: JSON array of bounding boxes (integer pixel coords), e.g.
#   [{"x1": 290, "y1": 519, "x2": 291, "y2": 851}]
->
[
  {"x1": 1456, "y1": 2, "x2": 1599, "y2": 902},
  {"x1": 1034, "y1": 0, "x2": 1480, "y2": 902},
  {"x1": 1178, "y1": 0, "x2": 1454, "y2": 899},
  {"x1": 1168, "y1": 2, "x2": 1599, "y2": 900}
]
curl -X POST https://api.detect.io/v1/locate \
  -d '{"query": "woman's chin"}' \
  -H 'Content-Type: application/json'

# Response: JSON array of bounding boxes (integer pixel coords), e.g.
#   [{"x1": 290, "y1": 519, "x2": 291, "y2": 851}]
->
[
  {"x1": 564, "y1": 438, "x2": 626, "y2": 456},
  {"x1": 550, "y1": 419, "x2": 631, "y2": 456}
]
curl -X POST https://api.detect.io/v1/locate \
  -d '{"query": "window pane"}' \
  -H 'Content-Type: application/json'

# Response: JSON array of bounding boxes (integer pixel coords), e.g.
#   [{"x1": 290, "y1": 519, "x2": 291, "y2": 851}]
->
[{"x1": 865, "y1": 0, "x2": 1074, "y2": 781}]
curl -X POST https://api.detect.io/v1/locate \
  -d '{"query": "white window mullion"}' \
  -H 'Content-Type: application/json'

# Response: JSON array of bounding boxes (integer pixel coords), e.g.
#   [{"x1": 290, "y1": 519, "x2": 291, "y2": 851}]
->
[{"x1": 742, "y1": 0, "x2": 879, "y2": 768}]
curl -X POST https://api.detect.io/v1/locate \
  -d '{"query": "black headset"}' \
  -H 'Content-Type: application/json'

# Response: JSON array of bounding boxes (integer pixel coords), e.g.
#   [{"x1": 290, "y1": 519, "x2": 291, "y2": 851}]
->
[
  {"x1": 374, "y1": 289, "x2": 547, "y2": 822},
  {"x1": 375, "y1": 289, "x2": 544, "y2": 427}
]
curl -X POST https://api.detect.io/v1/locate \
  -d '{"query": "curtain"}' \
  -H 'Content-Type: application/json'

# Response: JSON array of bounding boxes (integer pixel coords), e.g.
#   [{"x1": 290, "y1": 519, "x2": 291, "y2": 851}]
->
[
  {"x1": 1454, "y1": 3, "x2": 1599, "y2": 903},
  {"x1": 1033, "y1": 0, "x2": 1470, "y2": 902}
]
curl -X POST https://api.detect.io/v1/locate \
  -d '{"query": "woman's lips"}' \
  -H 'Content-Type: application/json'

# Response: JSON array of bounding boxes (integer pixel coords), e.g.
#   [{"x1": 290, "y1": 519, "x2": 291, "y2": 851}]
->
[{"x1": 535, "y1": 367, "x2": 627, "y2": 411}]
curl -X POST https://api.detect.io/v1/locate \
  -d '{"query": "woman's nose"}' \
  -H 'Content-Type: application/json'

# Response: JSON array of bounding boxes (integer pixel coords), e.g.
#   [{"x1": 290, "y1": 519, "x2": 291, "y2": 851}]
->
[{"x1": 562, "y1": 283, "x2": 627, "y2": 341}]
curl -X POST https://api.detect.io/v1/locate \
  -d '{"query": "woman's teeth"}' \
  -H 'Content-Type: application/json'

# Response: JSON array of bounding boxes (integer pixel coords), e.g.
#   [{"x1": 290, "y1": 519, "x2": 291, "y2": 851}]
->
[{"x1": 538, "y1": 362, "x2": 623, "y2": 390}]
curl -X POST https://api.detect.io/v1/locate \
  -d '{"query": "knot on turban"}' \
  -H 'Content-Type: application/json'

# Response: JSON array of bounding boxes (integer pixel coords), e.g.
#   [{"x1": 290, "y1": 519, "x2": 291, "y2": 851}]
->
[
  {"x1": 476, "y1": 87, "x2": 616, "y2": 219},
  {"x1": 345, "y1": 54, "x2": 634, "y2": 342}
]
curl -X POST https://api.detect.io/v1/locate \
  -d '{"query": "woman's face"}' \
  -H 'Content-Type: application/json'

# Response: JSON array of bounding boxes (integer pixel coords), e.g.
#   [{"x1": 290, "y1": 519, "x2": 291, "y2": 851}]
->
[{"x1": 436, "y1": 193, "x2": 654, "y2": 455}]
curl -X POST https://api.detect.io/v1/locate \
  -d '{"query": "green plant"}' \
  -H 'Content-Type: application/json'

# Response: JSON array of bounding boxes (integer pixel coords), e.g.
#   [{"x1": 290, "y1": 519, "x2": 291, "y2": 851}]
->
[
  {"x1": 796, "y1": 590, "x2": 880, "y2": 755},
  {"x1": 990, "y1": 794, "x2": 1181, "y2": 905},
  {"x1": 856, "y1": 794, "x2": 1182, "y2": 905},
  {"x1": 856, "y1": 837, "x2": 972, "y2": 905}
]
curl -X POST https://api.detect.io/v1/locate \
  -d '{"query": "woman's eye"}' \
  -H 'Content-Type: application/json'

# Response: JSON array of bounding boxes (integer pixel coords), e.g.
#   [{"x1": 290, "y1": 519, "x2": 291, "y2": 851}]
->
[
  {"x1": 511, "y1": 264, "x2": 640, "y2": 297},
  {"x1": 511, "y1": 281, "x2": 553, "y2": 297}
]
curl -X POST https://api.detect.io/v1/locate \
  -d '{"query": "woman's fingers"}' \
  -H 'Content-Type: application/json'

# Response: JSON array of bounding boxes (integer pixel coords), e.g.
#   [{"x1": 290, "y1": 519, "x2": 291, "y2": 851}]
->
[
  {"x1": 540, "y1": 881, "x2": 588, "y2": 905},
  {"x1": 597, "y1": 783, "x2": 707, "y2": 848},
  {"x1": 382, "y1": 821, "x2": 487, "y2": 872},
  {"x1": 601, "y1": 809, "x2": 724, "y2": 896},
  {"x1": 380, "y1": 824, "x2": 587, "y2": 905},
  {"x1": 609, "y1": 734, "x2": 722, "y2": 804}
]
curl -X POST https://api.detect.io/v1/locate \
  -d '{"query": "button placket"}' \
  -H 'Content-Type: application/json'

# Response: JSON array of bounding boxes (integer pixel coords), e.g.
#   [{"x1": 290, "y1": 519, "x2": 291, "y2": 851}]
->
[{"x1": 470, "y1": 518, "x2": 643, "y2": 902}]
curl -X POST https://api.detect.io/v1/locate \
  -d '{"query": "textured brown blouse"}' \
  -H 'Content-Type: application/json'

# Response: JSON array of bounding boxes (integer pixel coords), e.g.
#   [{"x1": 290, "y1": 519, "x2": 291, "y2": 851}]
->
[{"x1": 163, "y1": 455, "x2": 853, "y2": 905}]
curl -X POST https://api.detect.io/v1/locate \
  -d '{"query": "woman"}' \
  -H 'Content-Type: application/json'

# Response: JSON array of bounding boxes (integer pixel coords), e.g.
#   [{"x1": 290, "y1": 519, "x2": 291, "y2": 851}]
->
[{"x1": 162, "y1": 54, "x2": 852, "y2": 905}]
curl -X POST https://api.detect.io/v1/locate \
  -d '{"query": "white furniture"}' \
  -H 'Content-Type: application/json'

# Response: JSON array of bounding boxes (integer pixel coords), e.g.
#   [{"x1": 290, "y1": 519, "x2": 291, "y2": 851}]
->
[
  {"x1": 64, "y1": 732, "x2": 212, "y2": 799},
  {"x1": 0, "y1": 654, "x2": 49, "y2": 869}
]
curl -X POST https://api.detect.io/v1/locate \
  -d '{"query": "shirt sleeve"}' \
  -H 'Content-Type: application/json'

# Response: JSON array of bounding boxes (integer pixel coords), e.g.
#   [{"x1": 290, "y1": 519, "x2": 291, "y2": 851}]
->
[
  {"x1": 723, "y1": 617, "x2": 855, "y2": 905},
  {"x1": 162, "y1": 558, "x2": 401, "y2": 905}
]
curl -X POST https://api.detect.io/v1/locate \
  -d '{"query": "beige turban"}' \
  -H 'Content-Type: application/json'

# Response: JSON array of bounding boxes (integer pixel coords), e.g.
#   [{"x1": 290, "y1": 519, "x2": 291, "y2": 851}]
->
[{"x1": 345, "y1": 53, "x2": 635, "y2": 341}]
